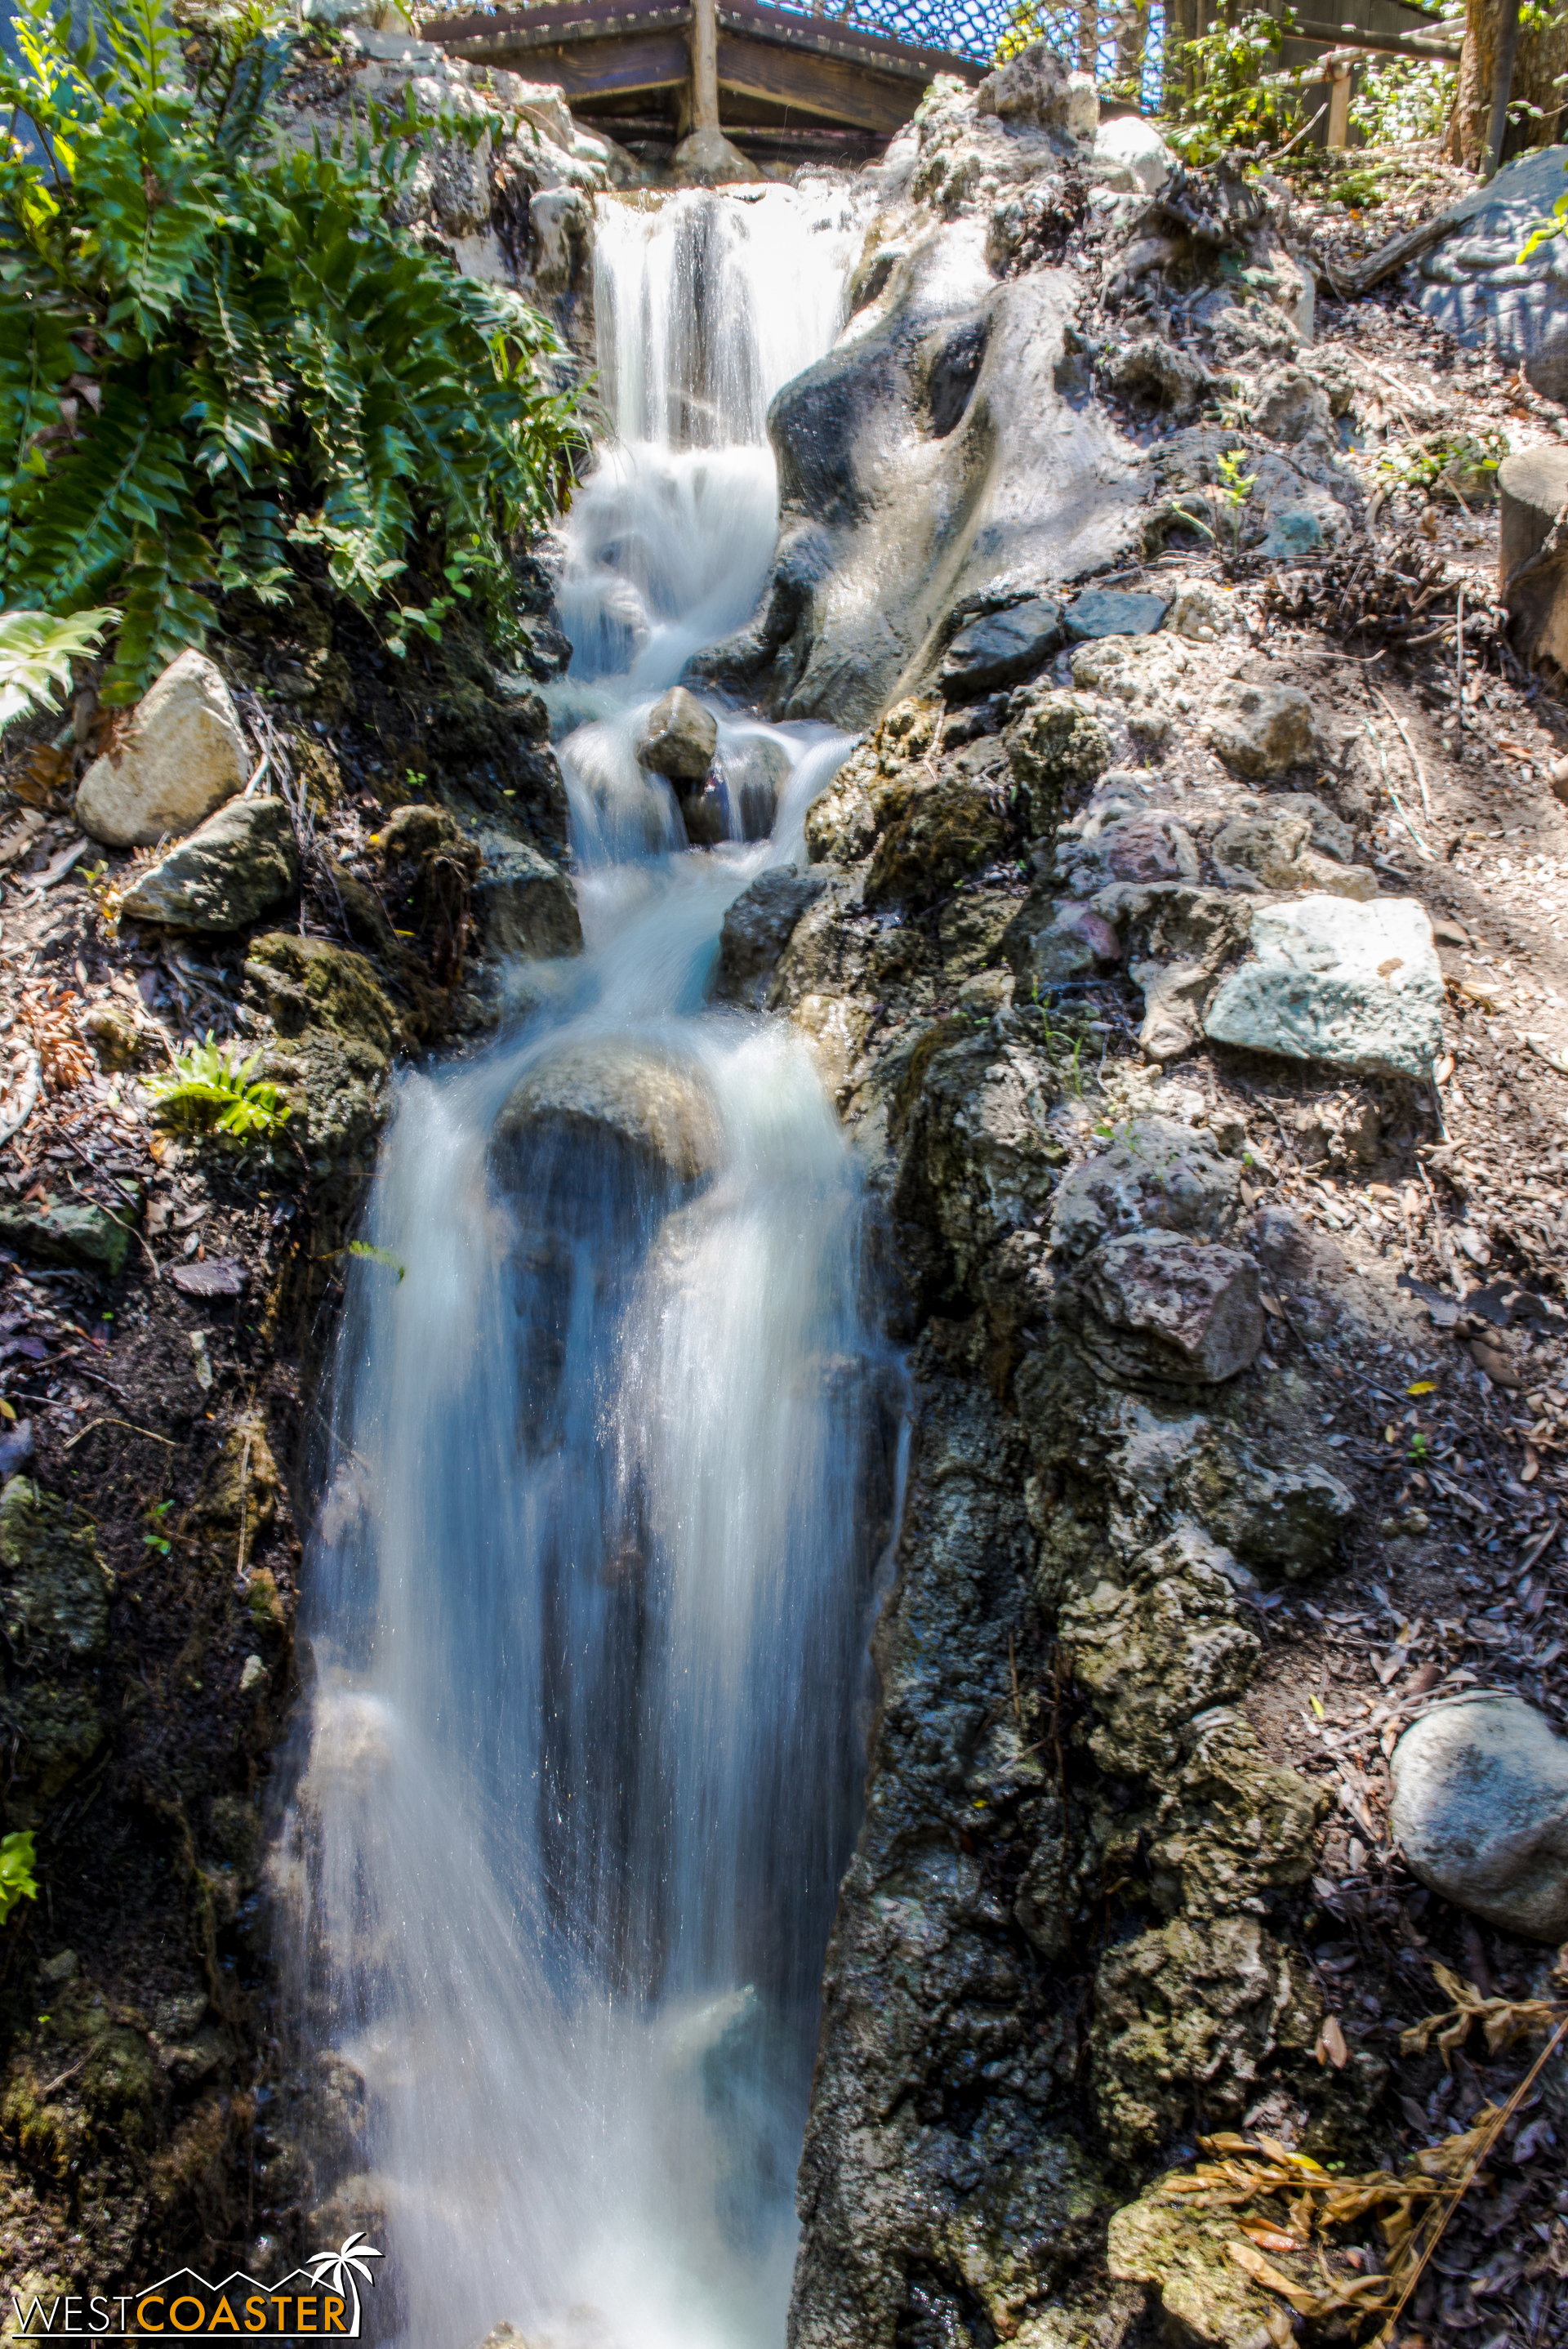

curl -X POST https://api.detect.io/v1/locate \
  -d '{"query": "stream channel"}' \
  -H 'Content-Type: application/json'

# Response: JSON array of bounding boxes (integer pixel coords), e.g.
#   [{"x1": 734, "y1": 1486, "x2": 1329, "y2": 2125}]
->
[{"x1": 284, "y1": 181, "x2": 904, "y2": 2349}]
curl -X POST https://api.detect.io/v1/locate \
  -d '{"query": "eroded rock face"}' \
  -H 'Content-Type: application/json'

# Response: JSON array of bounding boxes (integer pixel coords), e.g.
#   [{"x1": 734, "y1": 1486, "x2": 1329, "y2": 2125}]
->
[
  {"x1": 1391, "y1": 1696, "x2": 1568, "y2": 1941},
  {"x1": 119, "y1": 795, "x2": 300, "y2": 932},
  {"x1": 1049, "y1": 1115, "x2": 1241, "y2": 1259},
  {"x1": 0, "y1": 1478, "x2": 114, "y2": 1796},
  {"x1": 76, "y1": 650, "x2": 249, "y2": 849},
  {"x1": 244, "y1": 934, "x2": 403, "y2": 1171}
]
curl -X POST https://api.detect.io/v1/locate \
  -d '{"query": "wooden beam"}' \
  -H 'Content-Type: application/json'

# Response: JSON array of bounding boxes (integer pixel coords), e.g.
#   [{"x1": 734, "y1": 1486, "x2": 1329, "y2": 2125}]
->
[
  {"x1": 690, "y1": 0, "x2": 719, "y2": 129},
  {"x1": 715, "y1": 0, "x2": 982, "y2": 82},
  {"x1": 1325, "y1": 62, "x2": 1352, "y2": 146},
  {"x1": 449, "y1": 24, "x2": 693, "y2": 97},
  {"x1": 433, "y1": 0, "x2": 690, "y2": 47},
  {"x1": 715, "y1": 27, "x2": 923, "y2": 129}
]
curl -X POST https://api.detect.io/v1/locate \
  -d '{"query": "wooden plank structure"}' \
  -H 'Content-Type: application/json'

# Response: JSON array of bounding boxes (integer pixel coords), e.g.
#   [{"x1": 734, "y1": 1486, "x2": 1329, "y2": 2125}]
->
[{"x1": 423, "y1": 0, "x2": 985, "y2": 158}]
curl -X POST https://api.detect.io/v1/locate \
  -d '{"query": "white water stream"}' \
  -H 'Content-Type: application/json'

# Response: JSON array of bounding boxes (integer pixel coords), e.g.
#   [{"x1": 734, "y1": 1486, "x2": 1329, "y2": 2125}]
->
[{"x1": 284, "y1": 181, "x2": 898, "y2": 2349}]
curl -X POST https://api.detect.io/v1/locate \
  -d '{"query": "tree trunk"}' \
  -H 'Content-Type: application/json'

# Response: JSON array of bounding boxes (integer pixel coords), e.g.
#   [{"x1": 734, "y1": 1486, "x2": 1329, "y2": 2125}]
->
[{"x1": 1448, "y1": 0, "x2": 1566, "y2": 165}]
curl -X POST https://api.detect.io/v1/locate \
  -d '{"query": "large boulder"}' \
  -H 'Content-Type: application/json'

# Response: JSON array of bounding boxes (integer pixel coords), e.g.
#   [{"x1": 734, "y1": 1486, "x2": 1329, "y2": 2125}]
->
[
  {"x1": 1391, "y1": 1696, "x2": 1568, "y2": 1941},
  {"x1": 1203, "y1": 679, "x2": 1324, "y2": 778},
  {"x1": 470, "y1": 841, "x2": 582, "y2": 961},
  {"x1": 491, "y1": 1041, "x2": 722, "y2": 1192},
  {"x1": 636, "y1": 687, "x2": 717, "y2": 782},
  {"x1": 76, "y1": 649, "x2": 249, "y2": 848},
  {"x1": 119, "y1": 795, "x2": 299, "y2": 931},
  {"x1": 1203, "y1": 894, "x2": 1444, "y2": 1081}
]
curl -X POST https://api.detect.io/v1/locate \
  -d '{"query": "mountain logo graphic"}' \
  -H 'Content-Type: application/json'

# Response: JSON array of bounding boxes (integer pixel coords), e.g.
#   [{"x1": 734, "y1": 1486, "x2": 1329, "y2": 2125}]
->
[{"x1": 9, "y1": 2235, "x2": 385, "y2": 2339}]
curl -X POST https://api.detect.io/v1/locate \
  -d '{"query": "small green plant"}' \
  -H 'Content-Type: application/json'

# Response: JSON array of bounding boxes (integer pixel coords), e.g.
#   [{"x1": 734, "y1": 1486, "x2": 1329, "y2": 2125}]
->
[
  {"x1": 348, "y1": 1240, "x2": 406, "y2": 1281},
  {"x1": 1168, "y1": 7, "x2": 1302, "y2": 163},
  {"x1": 1408, "y1": 1431, "x2": 1429, "y2": 1464},
  {"x1": 1348, "y1": 56, "x2": 1455, "y2": 146},
  {"x1": 0, "y1": 607, "x2": 118, "y2": 732},
  {"x1": 1377, "y1": 429, "x2": 1506, "y2": 505},
  {"x1": 145, "y1": 1033, "x2": 290, "y2": 1143},
  {"x1": 143, "y1": 1498, "x2": 173, "y2": 1555},
  {"x1": 0, "y1": 1828, "x2": 38, "y2": 1925},
  {"x1": 1172, "y1": 441, "x2": 1256, "y2": 573}
]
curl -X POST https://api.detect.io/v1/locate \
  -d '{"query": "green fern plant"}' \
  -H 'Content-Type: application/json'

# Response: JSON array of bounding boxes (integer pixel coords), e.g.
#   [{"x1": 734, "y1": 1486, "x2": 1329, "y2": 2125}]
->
[
  {"x1": 0, "y1": 1829, "x2": 38, "y2": 1926},
  {"x1": 146, "y1": 1033, "x2": 291, "y2": 1143},
  {"x1": 0, "y1": 0, "x2": 586, "y2": 701},
  {"x1": 0, "y1": 605, "x2": 117, "y2": 731}
]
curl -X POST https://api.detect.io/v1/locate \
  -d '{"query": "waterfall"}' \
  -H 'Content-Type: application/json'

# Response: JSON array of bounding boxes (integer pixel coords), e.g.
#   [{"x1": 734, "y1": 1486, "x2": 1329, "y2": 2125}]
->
[{"x1": 283, "y1": 182, "x2": 902, "y2": 2349}]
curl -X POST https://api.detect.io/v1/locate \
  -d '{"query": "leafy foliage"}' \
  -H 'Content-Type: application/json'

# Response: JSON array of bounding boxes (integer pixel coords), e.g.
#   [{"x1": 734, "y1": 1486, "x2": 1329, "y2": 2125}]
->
[
  {"x1": 0, "y1": 1829, "x2": 38, "y2": 1926},
  {"x1": 0, "y1": 605, "x2": 116, "y2": 730},
  {"x1": 1348, "y1": 56, "x2": 1456, "y2": 145},
  {"x1": 146, "y1": 1032, "x2": 290, "y2": 1143},
  {"x1": 1167, "y1": 9, "x2": 1302, "y2": 163},
  {"x1": 0, "y1": 0, "x2": 586, "y2": 700}
]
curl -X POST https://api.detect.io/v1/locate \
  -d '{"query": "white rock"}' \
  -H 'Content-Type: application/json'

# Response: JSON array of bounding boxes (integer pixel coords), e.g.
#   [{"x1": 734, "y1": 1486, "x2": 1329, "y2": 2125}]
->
[
  {"x1": 1091, "y1": 114, "x2": 1177, "y2": 196},
  {"x1": 76, "y1": 650, "x2": 248, "y2": 849},
  {"x1": 1203, "y1": 894, "x2": 1444, "y2": 1080},
  {"x1": 1165, "y1": 579, "x2": 1239, "y2": 641},
  {"x1": 1066, "y1": 71, "x2": 1099, "y2": 143},
  {"x1": 1391, "y1": 1695, "x2": 1568, "y2": 1942}
]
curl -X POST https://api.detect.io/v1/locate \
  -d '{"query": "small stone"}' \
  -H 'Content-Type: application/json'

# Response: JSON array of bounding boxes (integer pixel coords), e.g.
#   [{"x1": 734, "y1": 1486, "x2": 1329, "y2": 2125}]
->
[
  {"x1": 1165, "y1": 579, "x2": 1239, "y2": 641},
  {"x1": 1210, "y1": 807, "x2": 1375, "y2": 901},
  {"x1": 0, "y1": 1195, "x2": 141, "y2": 1278},
  {"x1": 38, "y1": 1947, "x2": 78, "y2": 1986},
  {"x1": 119, "y1": 795, "x2": 299, "y2": 932},
  {"x1": 974, "y1": 40, "x2": 1076, "y2": 130},
  {"x1": 1260, "y1": 506, "x2": 1326, "y2": 559},
  {"x1": 636, "y1": 686, "x2": 718, "y2": 782},
  {"x1": 0, "y1": 1419, "x2": 34, "y2": 1480},
  {"x1": 1073, "y1": 1231, "x2": 1265, "y2": 1384},
  {"x1": 76, "y1": 649, "x2": 249, "y2": 849},
  {"x1": 82, "y1": 1001, "x2": 145, "y2": 1070},
  {"x1": 1251, "y1": 367, "x2": 1332, "y2": 445},
  {"x1": 1203, "y1": 894, "x2": 1444, "y2": 1081},
  {"x1": 1004, "y1": 895, "x2": 1120, "y2": 991},
  {"x1": 239, "y1": 1653, "x2": 268, "y2": 1696},
  {"x1": 1064, "y1": 589, "x2": 1170, "y2": 641},
  {"x1": 940, "y1": 599, "x2": 1064, "y2": 697},
  {"x1": 1204, "y1": 680, "x2": 1324, "y2": 778},
  {"x1": 1390, "y1": 1694, "x2": 1568, "y2": 1941}
]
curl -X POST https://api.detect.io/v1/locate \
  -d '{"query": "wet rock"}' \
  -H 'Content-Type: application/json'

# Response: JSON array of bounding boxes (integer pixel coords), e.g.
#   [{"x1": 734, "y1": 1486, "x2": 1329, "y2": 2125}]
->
[
  {"x1": 1064, "y1": 1230, "x2": 1265, "y2": 1385},
  {"x1": 894, "y1": 1023, "x2": 1066, "y2": 1286},
  {"x1": 720, "y1": 733, "x2": 791, "y2": 840},
  {"x1": 470, "y1": 840, "x2": 583, "y2": 960},
  {"x1": 1004, "y1": 690, "x2": 1111, "y2": 837},
  {"x1": 1251, "y1": 365, "x2": 1332, "y2": 445},
  {"x1": 1203, "y1": 678, "x2": 1324, "y2": 777},
  {"x1": 1203, "y1": 894, "x2": 1444, "y2": 1080},
  {"x1": 1002, "y1": 893, "x2": 1120, "y2": 989},
  {"x1": 1060, "y1": 1528, "x2": 1260, "y2": 1776},
  {"x1": 1091, "y1": 114, "x2": 1177, "y2": 197},
  {"x1": 76, "y1": 649, "x2": 249, "y2": 849},
  {"x1": 1390, "y1": 1695, "x2": 1568, "y2": 1941},
  {"x1": 1050, "y1": 1115, "x2": 1241, "y2": 1261},
  {"x1": 864, "y1": 764, "x2": 1009, "y2": 908},
  {"x1": 118, "y1": 794, "x2": 299, "y2": 932},
  {"x1": 939, "y1": 598, "x2": 1063, "y2": 697},
  {"x1": 1093, "y1": 1912, "x2": 1321, "y2": 2160},
  {"x1": 1210, "y1": 805, "x2": 1375, "y2": 900},
  {"x1": 0, "y1": 1194, "x2": 141, "y2": 1278},
  {"x1": 1105, "y1": 334, "x2": 1211, "y2": 417},
  {"x1": 679, "y1": 773, "x2": 733, "y2": 849},
  {"x1": 376, "y1": 802, "x2": 483, "y2": 982},
  {"x1": 804, "y1": 743, "x2": 878, "y2": 866},
  {"x1": 1, "y1": 1478, "x2": 112, "y2": 1660},
  {"x1": 1065, "y1": 587, "x2": 1170, "y2": 640},
  {"x1": 713, "y1": 868, "x2": 828, "y2": 1009},
  {"x1": 636, "y1": 685, "x2": 717, "y2": 782},
  {"x1": 492, "y1": 1041, "x2": 722, "y2": 1190},
  {"x1": 245, "y1": 933, "x2": 402, "y2": 1168}
]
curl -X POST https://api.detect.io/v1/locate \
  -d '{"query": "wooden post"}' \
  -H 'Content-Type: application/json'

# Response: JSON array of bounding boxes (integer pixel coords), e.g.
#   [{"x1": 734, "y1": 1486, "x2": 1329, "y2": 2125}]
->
[
  {"x1": 690, "y1": 0, "x2": 719, "y2": 131},
  {"x1": 1326, "y1": 63, "x2": 1352, "y2": 148}
]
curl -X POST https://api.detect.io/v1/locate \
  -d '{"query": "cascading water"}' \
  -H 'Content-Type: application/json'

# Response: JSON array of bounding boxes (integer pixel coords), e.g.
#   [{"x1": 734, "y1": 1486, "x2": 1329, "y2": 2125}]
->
[{"x1": 283, "y1": 177, "x2": 902, "y2": 2349}]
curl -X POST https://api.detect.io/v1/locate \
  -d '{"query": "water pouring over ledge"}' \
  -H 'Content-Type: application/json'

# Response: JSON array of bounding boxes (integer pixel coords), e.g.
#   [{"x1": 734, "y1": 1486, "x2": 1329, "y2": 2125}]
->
[{"x1": 279, "y1": 178, "x2": 905, "y2": 2349}]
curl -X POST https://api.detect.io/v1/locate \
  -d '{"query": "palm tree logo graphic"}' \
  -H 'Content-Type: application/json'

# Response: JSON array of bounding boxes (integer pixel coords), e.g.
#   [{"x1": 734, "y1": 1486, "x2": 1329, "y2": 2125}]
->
[{"x1": 304, "y1": 2232, "x2": 385, "y2": 2333}]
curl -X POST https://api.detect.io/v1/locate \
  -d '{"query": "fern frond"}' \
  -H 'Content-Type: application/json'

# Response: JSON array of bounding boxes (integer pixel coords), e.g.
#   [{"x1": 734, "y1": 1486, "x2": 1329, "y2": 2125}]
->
[{"x1": 0, "y1": 604, "x2": 118, "y2": 731}]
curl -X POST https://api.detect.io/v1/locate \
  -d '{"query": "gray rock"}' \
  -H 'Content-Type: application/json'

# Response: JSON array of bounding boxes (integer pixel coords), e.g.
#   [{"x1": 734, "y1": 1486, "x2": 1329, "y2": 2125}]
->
[
  {"x1": 1106, "y1": 337, "x2": 1210, "y2": 417},
  {"x1": 1218, "y1": 1461, "x2": 1356, "y2": 1578},
  {"x1": 1260, "y1": 506, "x2": 1325, "y2": 559},
  {"x1": 1500, "y1": 444, "x2": 1568, "y2": 671},
  {"x1": 1250, "y1": 367, "x2": 1331, "y2": 445},
  {"x1": 470, "y1": 842, "x2": 582, "y2": 960},
  {"x1": 940, "y1": 598, "x2": 1063, "y2": 697},
  {"x1": 119, "y1": 796, "x2": 299, "y2": 932},
  {"x1": 0, "y1": 1418, "x2": 34, "y2": 1480},
  {"x1": 76, "y1": 649, "x2": 249, "y2": 849},
  {"x1": 1203, "y1": 679, "x2": 1324, "y2": 778},
  {"x1": 1391, "y1": 1695, "x2": 1568, "y2": 1941},
  {"x1": 1414, "y1": 143, "x2": 1568, "y2": 399},
  {"x1": 720, "y1": 733, "x2": 791, "y2": 840},
  {"x1": 635, "y1": 686, "x2": 717, "y2": 782},
  {"x1": 1090, "y1": 114, "x2": 1176, "y2": 197},
  {"x1": 1003, "y1": 894, "x2": 1120, "y2": 990},
  {"x1": 1004, "y1": 690, "x2": 1112, "y2": 837},
  {"x1": 713, "y1": 868, "x2": 827, "y2": 1009},
  {"x1": 1065, "y1": 589, "x2": 1170, "y2": 640},
  {"x1": 1165, "y1": 578, "x2": 1240, "y2": 640},
  {"x1": 1204, "y1": 894, "x2": 1444, "y2": 1081},
  {"x1": 1209, "y1": 806, "x2": 1375, "y2": 900},
  {"x1": 0, "y1": 1194, "x2": 141, "y2": 1277},
  {"x1": 974, "y1": 40, "x2": 1093, "y2": 135},
  {"x1": 1065, "y1": 1230, "x2": 1265, "y2": 1384},
  {"x1": 0, "y1": 1476, "x2": 112, "y2": 1660},
  {"x1": 1050, "y1": 1116, "x2": 1241, "y2": 1263},
  {"x1": 492, "y1": 1041, "x2": 721, "y2": 1190}
]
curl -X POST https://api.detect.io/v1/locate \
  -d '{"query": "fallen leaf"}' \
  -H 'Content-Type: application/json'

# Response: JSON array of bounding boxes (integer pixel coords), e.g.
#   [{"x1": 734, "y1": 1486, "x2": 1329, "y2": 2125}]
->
[
  {"x1": 1407, "y1": 1380, "x2": 1436, "y2": 1395},
  {"x1": 1239, "y1": 2218, "x2": 1307, "y2": 2254},
  {"x1": 1316, "y1": 2014, "x2": 1350, "y2": 2068}
]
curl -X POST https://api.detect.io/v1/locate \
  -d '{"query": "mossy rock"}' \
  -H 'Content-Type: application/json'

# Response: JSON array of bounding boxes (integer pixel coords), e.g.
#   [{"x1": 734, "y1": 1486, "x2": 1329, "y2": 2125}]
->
[
  {"x1": 1004, "y1": 690, "x2": 1112, "y2": 840},
  {"x1": 245, "y1": 933, "x2": 400, "y2": 1057},
  {"x1": 0, "y1": 1679, "x2": 105, "y2": 1797},
  {"x1": 0, "y1": 1479, "x2": 113, "y2": 1660},
  {"x1": 1107, "y1": 2184, "x2": 1279, "y2": 2348},
  {"x1": 191, "y1": 1417, "x2": 279, "y2": 1557},
  {"x1": 866, "y1": 772, "x2": 1009, "y2": 909},
  {"x1": 246, "y1": 934, "x2": 403, "y2": 1168}
]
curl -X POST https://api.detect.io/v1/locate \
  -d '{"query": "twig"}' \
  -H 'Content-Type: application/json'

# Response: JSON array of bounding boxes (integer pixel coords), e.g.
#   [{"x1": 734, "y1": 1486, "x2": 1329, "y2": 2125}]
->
[
  {"x1": 1374, "y1": 689, "x2": 1433, "y2": 827},
  {"x1": 1456, "y1": 585, "x2": 1465, "y2": 737},
  {"x1": 1273, "y1": 100, "x2": 1329, "y2": 162},
  {"x1": 1365, "y1": 720, "x2": 1432, "y2": 861},
  {"x1": 235, "y1": 1424, "x2": 253, "y2": 1583},
  {"x1": 64, "y1": 1415, "x2": 176, "y2": 1451},
  {"x1": 36, "y1": 2048, "x2": 91, "y2": 2100}
]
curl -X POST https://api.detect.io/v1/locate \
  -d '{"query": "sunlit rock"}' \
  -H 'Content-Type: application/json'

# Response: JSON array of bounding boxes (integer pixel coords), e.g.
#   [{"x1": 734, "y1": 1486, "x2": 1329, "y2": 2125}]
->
[{"x1": 76, "y1": 649, "x2": 248, "y2": 849}]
